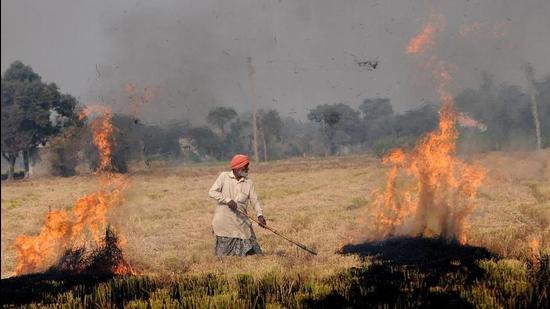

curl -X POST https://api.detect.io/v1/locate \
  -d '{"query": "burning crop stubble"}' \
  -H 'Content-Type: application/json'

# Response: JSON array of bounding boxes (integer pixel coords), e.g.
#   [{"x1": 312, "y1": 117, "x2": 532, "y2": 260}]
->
[
  {"x1": 347, "y1": 10, "x2": 486, "y2": 246},
  {"x1": 13, "y1": 105, "x2": 134, "y2": 276},
  {"x1": 1, "y1": 153, "x2": 549, "y2": 307}
]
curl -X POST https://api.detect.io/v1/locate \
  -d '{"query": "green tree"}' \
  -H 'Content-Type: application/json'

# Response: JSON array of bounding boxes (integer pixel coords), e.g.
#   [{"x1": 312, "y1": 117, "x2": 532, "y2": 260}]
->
[
  {"x1": 188, "y1": 127, "x2": 222, "y2": 159},
  {"x1": 359, "y1": 98, "x2": 394, "y2": 120},
  {"x1": 2, "y1": 61, "x2": 40, "y2": 82},
  {"x1": 307, "y1": 103, "x2": 360, "y2": 155},
  {"x1": 1, "y1": 61, "x2": 78, "y2": 180},
  {"x1": 394, "y1": 104, "x2": 439, "y2": 138},
  {"x1": 455, "y1": 73, "x2": 534, "y2": 150},
  {"x1": 223, "y1": 116, "x2": 251, "y2": 159},
  {"x1": 358, "y1": 98, "x2": 395, "y2": 147},
  {"x1": 141, "y1": 121, "x2": 188, "y2": 162},
  {"x1": 206, "y1": 106, "x2": 238, "y2": 137},
  {"x1": 258, "y1": 109, "x2": 283, "y2": 161},
  {"x1": 280, "y1": 116, "x2": 323, "y2": 157},
  {"x1": 48, "y1": 125, "x2": 83, "y2": 177}
]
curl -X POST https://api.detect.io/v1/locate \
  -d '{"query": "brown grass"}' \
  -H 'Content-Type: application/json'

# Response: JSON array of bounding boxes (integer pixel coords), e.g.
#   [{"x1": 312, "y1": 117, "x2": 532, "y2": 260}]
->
[{"x1": 2, "y1": 152, "x2": 549, "y2": 279}]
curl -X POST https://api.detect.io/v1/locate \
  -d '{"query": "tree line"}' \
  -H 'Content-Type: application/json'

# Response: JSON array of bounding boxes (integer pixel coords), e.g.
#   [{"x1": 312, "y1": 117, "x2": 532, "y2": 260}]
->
[{"x1": 2, "y1": 61, "x2": 549, "y2": 180}]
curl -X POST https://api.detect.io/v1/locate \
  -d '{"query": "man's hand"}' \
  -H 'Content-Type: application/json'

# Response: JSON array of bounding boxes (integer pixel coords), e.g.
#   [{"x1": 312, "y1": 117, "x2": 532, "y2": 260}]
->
[
  {"x1": 257, "y1": 215, "x2": 267, "y2": 228},
  {"x1": 227, "y1": 200, "x2": 238, "y2": 211}
]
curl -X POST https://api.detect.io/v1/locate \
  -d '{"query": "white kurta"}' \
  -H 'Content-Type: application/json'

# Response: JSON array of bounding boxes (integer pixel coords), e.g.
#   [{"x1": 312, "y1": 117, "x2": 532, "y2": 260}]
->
[{"x1": 208, "y1": 171, "x2": 263, "y2": 239}]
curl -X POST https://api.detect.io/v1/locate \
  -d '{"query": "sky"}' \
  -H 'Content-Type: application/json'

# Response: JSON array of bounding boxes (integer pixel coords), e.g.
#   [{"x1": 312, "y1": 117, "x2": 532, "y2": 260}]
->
[{"x1": 2, "y1": 0, "x2": 549, "y2": 125}]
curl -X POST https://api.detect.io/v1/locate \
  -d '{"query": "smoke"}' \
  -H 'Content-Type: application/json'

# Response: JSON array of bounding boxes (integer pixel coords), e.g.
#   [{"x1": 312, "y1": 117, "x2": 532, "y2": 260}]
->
[
  {"x1": 419, "y1": 0, "x2": 550, "y2": 96},
  {"x1": 1, "y1": 0, "x2": 549, "y2": 123},
  {"x1": 86, "y1": 1, "x2": 278, "y2": 125}
]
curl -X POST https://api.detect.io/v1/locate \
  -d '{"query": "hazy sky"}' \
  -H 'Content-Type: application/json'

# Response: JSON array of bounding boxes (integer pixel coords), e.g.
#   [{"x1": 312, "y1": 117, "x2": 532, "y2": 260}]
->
[{"x1": 2, "y1": 0, "x2": 549, "y2": 124}]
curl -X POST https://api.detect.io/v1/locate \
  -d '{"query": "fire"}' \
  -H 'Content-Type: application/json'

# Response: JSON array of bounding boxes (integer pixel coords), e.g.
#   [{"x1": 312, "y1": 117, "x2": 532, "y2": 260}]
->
[
  {"x1": 124, "y1": 81, "x2": 160, "y2": 122},
  {"x1": 371, "y1": 91, "x2": 485, "y2": 243},
  {"x1": 14, "y1": 105, "x2": 132, "y2": 276},
  {"x1": 367, "y1": 10, "x2": 485, "y2": 245},
  {"x1": 527, "y1": 235, "x2": 543, "y2": 269},
  {"x1": 406, "y1": 12, "x2": 446, "y2": 55}
]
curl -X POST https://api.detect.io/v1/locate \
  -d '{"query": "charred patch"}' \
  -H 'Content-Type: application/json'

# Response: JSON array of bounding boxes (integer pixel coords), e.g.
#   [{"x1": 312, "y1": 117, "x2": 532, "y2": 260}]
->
[
  {"x1": 329, "y1": 237, "x2": 498, "y2": 307},
  {"x1": 49, "y1": 226, "x2": 135, "y2": 276},
  {"x1": 340, "y1": 236, "x2": 494, "y2": 266}
]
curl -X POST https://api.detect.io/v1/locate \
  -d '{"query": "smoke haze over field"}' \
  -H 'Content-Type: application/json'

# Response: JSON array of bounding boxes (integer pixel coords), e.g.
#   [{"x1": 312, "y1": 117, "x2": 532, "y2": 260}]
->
[{"x1": 2, "y1": 0, "x2": 549, "y2": 124}]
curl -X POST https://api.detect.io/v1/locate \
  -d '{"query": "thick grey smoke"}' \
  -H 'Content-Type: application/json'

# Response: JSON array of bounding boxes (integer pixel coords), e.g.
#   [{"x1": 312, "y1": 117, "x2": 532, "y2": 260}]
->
[{"x1": 2, "y1": 0, "x2": 549, "y2": 124}]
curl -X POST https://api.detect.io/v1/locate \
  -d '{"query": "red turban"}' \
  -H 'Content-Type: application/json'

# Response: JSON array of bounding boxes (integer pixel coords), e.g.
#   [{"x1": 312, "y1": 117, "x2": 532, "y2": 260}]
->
[{"x1": 230, "y1": 154, "x2": 249, "y2": 170}]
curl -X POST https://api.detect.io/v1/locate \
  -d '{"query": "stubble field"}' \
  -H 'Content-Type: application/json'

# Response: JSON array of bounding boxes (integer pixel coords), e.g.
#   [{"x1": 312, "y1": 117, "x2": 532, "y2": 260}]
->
[{"x1": 1, "y1": 151, "x2": 549, "y2": 307}]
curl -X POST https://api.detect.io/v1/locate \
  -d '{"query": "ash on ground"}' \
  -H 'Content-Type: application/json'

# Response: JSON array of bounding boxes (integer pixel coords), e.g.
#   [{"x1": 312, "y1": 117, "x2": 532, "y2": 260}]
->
[{"x1": 49, "y1": 226, "x2": 134, "y2": 275}]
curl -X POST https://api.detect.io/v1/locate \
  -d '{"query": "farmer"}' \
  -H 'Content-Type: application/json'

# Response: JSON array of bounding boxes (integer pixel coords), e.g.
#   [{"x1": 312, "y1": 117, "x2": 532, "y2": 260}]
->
[{"x1": 208, "y1": 154, "x2": 267, "y2": 256}]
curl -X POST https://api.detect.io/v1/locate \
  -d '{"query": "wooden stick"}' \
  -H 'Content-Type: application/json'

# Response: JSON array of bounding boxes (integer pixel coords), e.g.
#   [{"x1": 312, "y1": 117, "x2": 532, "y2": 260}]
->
[{"x1": 237, "y1": 210, "x2": 318, "y2": 255}]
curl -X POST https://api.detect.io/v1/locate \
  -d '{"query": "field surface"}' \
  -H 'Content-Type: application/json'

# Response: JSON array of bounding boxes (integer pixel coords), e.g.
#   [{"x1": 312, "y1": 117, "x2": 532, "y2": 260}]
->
[{"x1": 1, "y1": 152, "x2": 549, "y2": 307}]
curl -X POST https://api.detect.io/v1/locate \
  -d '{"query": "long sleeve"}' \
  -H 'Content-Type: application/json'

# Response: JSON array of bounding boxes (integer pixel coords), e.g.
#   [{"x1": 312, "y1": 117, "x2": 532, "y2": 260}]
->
[
  {"x1": 208, "y1": 173, "x2": 231, "y2": 204},
  {"x1": 248, "y1": 183, "x2": 263, "y2": 217}
]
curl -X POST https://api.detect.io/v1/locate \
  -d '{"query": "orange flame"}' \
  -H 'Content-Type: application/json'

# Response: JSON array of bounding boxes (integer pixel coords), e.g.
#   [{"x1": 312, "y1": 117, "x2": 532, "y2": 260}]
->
[
  {"x1": 371, "y1": 83, "x2": 485, "y2": 243},
  {"x1": 369, "y1": 11, "x2": 485, "y2": 244},
  {"x1": 14, "y1": 105, "x2": 131, "y2": 275},
  {"x1": 527, "y1": 235, "x2": 542, "y2": 268},
  {"x1": 81, "y1": 105, "x2": 115, "y2": 171},
  {"x1": 406, "y1": 12, "x2": 446, "y2": 55}
]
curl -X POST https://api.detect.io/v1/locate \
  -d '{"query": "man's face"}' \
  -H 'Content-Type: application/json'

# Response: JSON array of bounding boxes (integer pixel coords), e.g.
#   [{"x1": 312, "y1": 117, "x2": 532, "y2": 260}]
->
[{"x1": 235, "y1": 164, "x2": 249, "y2": 177}]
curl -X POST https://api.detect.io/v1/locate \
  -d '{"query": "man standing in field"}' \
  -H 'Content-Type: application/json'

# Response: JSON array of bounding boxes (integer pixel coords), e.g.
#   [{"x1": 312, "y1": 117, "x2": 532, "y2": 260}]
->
[{"x1": 208, "y1": 154, "x2": 267, "y2": 256}]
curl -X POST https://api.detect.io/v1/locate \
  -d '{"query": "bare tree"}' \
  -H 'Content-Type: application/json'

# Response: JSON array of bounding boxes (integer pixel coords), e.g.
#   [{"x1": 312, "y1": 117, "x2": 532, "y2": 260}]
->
[
  {"x1": 258, "y1": 110, "x2": 283, "y2": 161},
  {"x1": 247, "y1": 57, "x2": 259, "y2": 162},
  {"x1": 523, "y1": 63, "x2": 542, "y2": 151}
]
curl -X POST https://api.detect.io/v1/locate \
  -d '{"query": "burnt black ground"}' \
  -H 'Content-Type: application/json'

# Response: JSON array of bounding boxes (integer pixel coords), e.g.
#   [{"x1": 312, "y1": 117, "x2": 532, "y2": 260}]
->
[
  {"x1": 315, "y1": 236, "x2": 498, "y2": 308},
  {"x1": 340, "y1": 236, "x2": 495, "y2": 266}
]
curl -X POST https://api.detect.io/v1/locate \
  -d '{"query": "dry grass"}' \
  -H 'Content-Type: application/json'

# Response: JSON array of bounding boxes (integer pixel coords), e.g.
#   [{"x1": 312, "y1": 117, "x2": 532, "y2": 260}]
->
[{"x1": 2, "y1": 152, "x2": 549, "y2": 279}]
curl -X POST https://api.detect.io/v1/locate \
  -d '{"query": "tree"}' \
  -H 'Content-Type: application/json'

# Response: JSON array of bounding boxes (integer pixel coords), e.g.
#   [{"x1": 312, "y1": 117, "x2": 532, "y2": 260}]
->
[
  {"x1": 141, "y1": 121, "x2": 188, "y2": 161},
  {"x1": 1, "y1": 61, "x2": 79, "y2": 180},
  {"x1": 359, "y1": 98, "x2": 394, "y2": 120},
  {"x1": 223, "y1": 116, "x2": 250, "y2": 159},
  {"x1": 455, "y1": 73, "x2": 534, "y2": 150},
  {"x1": 358, "y1": 98, "x2": 395, "y2": 147},
  {"x1": 307, "y1": 103, "x2": 360, "y2": 155},
  {"x1": 535, "y1": 75, "x2": 550, "y2": 148},
  {"x1": 523, "y1": 63, "x2": 543, "y2": 150},
  {"x1": 48, "y1": 125, "x2": 83, "y2": 177},
  {"x1": 206, "y1": 106, "x2": 237, "y2": 137},
  {"x1": 280, "y1": 116, "x2": 324, "y2": 157},
  {"x1": 47, "y1": 95, "x2": 82, "y2": 176},
  {"x1": 2, "y1": 61, "x2": 40, "y2": 82},
  {"x1": 109, "y1": 114, "x2": 144, "y2": 173},
  {"x1": 394, "y1": 104, "x2": 439, "y2": 138},
  {"x1": 258, "y1": 109, "x2": 283, "y2": 161},
  {"x1": 187, "y1": 127, "x2": 222, "y2": 159}
]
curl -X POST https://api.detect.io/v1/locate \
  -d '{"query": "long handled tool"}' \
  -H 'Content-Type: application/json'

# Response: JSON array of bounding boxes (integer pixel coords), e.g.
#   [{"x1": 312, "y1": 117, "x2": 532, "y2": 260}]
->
[{"x1": 237, "y1": 209, "x2": 318, "y2": 255}]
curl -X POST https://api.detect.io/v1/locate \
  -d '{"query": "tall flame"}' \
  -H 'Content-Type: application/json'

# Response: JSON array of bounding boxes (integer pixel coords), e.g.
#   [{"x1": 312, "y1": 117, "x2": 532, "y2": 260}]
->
[
  {"x1": 406, "y1": 12, "x2": 446, "y2": 55},
  {"x1": 369, "y1": 11, "x2": 485, "y2": 244},
  {"x1": 14, "y1": 105, "x2": 131, "y2": 275}
]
